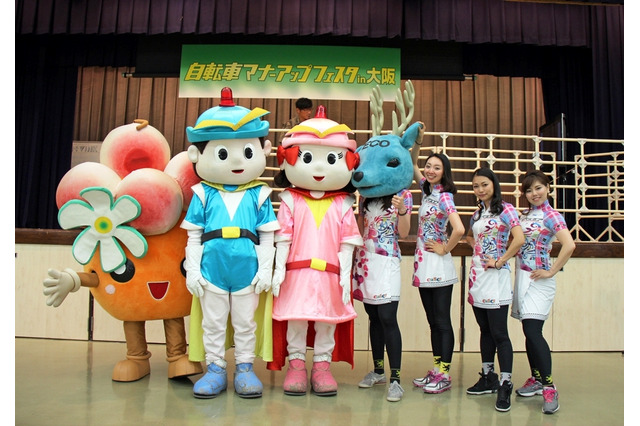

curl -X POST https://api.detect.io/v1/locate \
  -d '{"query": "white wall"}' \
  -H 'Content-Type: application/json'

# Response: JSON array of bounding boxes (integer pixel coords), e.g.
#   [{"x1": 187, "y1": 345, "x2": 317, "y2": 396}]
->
[{"x1": 16, "y1": 244, "x2": 623, "y2": 352}]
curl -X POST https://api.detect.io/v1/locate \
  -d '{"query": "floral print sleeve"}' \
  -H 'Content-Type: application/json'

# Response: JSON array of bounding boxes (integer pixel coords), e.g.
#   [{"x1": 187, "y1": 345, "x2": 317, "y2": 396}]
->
[
  {"x1": 544, "y1": 208, "x2": 568, "y2": 233},
  {"x1": 500, "y1": 202, "x2": 520, "y2": 229},
  {"x1": 439, "y1": 192, "x2": 457, "y2": 215}
]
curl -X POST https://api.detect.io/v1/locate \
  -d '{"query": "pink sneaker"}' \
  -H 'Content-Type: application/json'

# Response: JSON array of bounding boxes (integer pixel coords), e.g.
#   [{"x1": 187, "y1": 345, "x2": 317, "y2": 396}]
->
[
  {"x1": 283, "y1": 359, "x2": 308, "y2": 396},
  {"x1": 423, "y1": 373, "x2": 452, "y2": 394},
  {"x1": 413, "y1": 369, "x2": 437, "y2": 387},
  {"x1": 311, "y1": 361, "x2": 338, "y2": 396}
]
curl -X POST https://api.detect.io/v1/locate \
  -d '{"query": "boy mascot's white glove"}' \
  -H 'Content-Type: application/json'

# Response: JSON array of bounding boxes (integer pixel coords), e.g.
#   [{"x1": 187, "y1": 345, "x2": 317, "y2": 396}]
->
[
  {"x1": 271, "y1": 241, "x2": 290, "y2": 297},
  {"x1": 253, "y1": 244, "x2": 276, "y2": 294},
  {"x1": 43, "y1": 268, "x2": 82, "y2": 307},
  {"x1": 338, "y1": 244, "x2": 355, "y2": 305},
  {"x1": 184, "y1": 245, "x2": 207, "y2": 298}
]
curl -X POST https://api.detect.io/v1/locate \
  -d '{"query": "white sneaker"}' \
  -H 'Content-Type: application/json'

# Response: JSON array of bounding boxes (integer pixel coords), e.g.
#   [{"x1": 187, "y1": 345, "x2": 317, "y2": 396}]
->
[
  {"x1": 358, "y1": 371, "x2": 386, "y2": 388},
  {"x1": 423, "y1": 373, "x2": 452, "y2": 394},
  {"x1": 387, "y1": 381, "x2": 404, "y2": 402},
  {"x1": 413, "y1": 369, "x2": 437, "y2": 387}
]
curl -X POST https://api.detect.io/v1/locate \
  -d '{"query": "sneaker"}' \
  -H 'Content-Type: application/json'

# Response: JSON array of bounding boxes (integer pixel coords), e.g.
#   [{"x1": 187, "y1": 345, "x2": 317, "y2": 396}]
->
[
  {"x1": 466, "y1": 371, "x2": 500, "y2": 395},
  {"x1": 359, "y1": 371, "x2": 387, "y2": 388},
  {"x1": 542, "y1": 387, "x2": 559, "y2": 414},
  {"x1": 495, "y1": 381, "x2": 513, "y2": 412},
  {"x1": 423, "y1": 373, "x2": 452, "y2": 394},
  {"x1": 413, "y1": 369, "x2": 436, "y2": 387},
  {"x1": 516, "y1": 377, "x2": 543, "y2": 397},
  {"x1": 387, "y1": 381, "x2": 404, "y2": 402}
]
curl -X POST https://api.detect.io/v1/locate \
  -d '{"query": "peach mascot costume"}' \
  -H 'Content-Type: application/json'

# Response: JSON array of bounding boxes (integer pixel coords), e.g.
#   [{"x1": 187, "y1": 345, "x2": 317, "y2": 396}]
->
[
  {"x1": 268, "y1": 107, "x2": 363, "y2": 396},
  {"x1": 43, "y1": 119, "x2": 203, "y2": 382},
  {"x1": 181, "y1": 88, "x2": 279, "y2": 399}
]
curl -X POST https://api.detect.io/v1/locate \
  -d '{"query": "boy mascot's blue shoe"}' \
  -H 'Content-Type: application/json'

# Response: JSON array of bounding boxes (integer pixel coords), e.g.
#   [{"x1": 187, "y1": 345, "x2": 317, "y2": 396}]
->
[
  {"x1": 193, "y1": 363, "x2": 228, "y2": 398},
  {"x1": 234, "y1": 363, "x2": 263, "y2": 398}
]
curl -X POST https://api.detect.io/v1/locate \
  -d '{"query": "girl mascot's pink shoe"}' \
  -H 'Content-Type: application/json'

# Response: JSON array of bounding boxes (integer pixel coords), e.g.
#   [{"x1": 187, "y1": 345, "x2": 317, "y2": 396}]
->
[
  {"x1": 311, "y1": 361, "x2": 338, "y2": 396},
  {"x1": 283, "y1": 359, "x2": 308, "y2": 395}
]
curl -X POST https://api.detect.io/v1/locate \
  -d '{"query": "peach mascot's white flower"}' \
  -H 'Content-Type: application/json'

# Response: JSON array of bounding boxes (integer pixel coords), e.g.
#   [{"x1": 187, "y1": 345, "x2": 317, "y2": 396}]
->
[{"x1": 58, "y1": 186, "x2": 148, "y2": 272}]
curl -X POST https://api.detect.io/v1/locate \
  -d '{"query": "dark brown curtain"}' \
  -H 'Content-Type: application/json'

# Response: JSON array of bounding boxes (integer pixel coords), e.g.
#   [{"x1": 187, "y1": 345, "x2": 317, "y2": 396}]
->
[{"x1": 15, "y1": 0, "x2": 623, "y2": 228}]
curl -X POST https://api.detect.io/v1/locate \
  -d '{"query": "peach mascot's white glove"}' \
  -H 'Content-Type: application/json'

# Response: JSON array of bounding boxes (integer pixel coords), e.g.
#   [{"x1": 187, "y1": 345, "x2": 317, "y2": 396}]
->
[
  {"x1": 271, "y1": 241, "x2": 290, "y2": 297},
  {"x1": 252, "y1": 231, "x2": 276, "y2": 294},
  {"x1": 338, "y1": 243, "x2": 356, "y2": 305},
  {"x1": 43, "y1": 268, "x2": 82, "y2": 307}
]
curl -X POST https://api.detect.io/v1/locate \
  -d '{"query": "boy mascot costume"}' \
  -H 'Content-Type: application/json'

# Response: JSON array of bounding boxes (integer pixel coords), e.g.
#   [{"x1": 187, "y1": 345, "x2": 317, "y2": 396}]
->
[
  {"x1": 43, "y1": 119, "x2": 203, "y2": 382},
  {"x1": 268, "y1": 106, "x2": 363, "y2": 396},
  {"x1": 181, "y1": 87, "x2": 279, "y2": 399}
]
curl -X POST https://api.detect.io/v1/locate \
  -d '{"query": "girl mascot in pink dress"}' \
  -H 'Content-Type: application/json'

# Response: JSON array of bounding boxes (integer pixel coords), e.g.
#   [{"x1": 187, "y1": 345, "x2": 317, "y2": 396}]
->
[{"x1": 268, "y1": 106, "x2": 363, "y2": 397}]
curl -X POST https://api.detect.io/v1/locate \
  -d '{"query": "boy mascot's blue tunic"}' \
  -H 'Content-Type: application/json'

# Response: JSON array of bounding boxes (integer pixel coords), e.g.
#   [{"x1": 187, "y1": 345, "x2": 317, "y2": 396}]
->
[{"x1": 184, "y1": 181, "x2": 276, "y2": 293}]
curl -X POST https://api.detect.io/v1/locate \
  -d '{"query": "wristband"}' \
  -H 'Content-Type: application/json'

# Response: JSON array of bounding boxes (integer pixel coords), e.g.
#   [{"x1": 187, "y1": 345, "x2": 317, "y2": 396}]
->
[
  {"x1": 64, "y1": 268, "x2": 82, "y2": 292},
  {"x1": 495, "y1": 258, "x2": 503, "y2": 270},
  {"x1": 398, "y1": 209, "x2": 408, "y2": 216}
]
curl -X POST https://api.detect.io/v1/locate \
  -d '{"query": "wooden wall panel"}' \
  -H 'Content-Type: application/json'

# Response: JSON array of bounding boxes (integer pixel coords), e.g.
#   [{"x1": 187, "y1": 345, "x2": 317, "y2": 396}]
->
[{"x1": 73, "y1": 67, "x2": 547, "y2": 158}]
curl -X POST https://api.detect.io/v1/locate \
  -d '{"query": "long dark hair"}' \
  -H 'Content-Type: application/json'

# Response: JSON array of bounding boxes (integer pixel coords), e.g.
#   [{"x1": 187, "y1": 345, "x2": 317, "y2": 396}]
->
[
  {"x1": 423, "y1": 153, "x2": 457, "y2": 196},
  {"x1": 363, "y1": 194, "x2": 394, "y2": 212},
  {"x1": 521, "y1": 169, "x2": 551, "y2": 212},
  {"x1": 472, "y1": 167, "x2": 503, "y2": 220}
]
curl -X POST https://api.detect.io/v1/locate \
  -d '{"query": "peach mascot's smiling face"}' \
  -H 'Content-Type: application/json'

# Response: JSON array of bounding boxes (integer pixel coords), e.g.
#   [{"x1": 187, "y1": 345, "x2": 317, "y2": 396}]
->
[
  {"x1": 85, "y1": 218, "x2": 191, "y2": 321},
  {"x1": 56, "y1": 120, "x2": 200, "y2": 321}
]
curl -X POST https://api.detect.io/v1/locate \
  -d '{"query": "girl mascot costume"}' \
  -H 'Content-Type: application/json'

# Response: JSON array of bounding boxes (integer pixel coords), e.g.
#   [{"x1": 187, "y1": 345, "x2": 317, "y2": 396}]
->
[{"x1": 268, "y1": 106, "x2": 363, "y2": 396}]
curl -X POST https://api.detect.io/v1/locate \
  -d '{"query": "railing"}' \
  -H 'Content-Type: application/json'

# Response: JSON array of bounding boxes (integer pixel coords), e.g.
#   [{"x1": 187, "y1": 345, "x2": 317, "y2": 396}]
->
[{"x1": 266, "y1": 129, "x2": 624, "y2": 242}]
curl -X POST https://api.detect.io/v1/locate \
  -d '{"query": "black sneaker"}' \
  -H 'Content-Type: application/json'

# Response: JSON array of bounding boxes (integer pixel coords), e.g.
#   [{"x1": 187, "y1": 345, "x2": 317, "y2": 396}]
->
[
  {"x1": 466, "y1": 371, "x2": 500, "y2": 395},
  {"x1": 495, "y1": 381, "x2": 513, "y2": 412}
]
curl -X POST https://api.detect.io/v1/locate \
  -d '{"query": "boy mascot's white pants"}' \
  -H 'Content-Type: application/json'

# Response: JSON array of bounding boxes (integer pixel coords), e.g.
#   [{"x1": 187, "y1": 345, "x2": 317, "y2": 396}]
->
[
  {"x1": 286, "y1": 320, "x2": 336, "y2": 363},
  {"x1": 200, "y1": 288, "x2": 259, "y2": 367}
]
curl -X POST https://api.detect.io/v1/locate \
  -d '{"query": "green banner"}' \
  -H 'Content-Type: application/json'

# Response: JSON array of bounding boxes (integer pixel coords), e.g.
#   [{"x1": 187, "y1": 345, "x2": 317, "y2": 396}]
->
[{"x1": 179, "y1": 45, "x2": 400, "y2": 101}]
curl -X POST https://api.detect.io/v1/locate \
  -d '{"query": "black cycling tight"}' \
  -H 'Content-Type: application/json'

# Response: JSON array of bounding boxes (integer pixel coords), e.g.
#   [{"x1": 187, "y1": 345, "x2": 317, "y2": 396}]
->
[
  {"x1": 419, "y1": 286, "x2": 455, "y2": 363},
  {"x1": 472, "y1": 305, "x2": 513, "y2": 372},
  {"x1": 364, "y1": 301, "x2": 402, "y2": 370}
]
